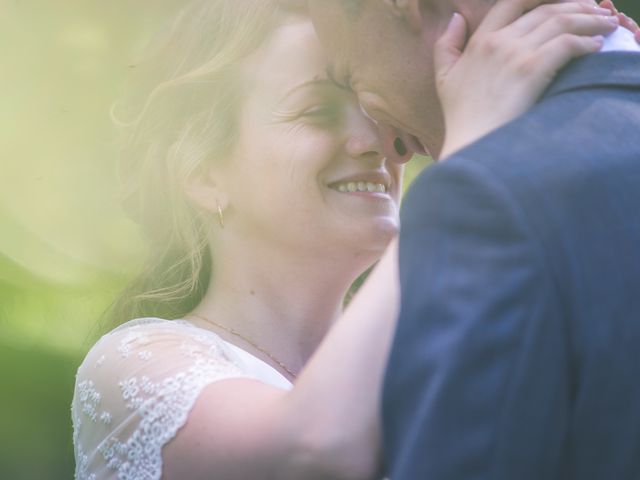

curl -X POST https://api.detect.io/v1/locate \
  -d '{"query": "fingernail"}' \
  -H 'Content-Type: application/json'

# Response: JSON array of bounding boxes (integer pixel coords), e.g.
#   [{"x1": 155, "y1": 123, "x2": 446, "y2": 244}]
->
[
  {"x1": 447, "y1": 12, "x2": 460, "y2": 29},
  {"x1": 594, "y1": 7, "x2": 613, "y2": 15},
  {"x1": 606, "y1": 15, "x2": 620, "y2": 25},
  {"x1": 593, "y1": 35, "x2": 605, "y2": 45},
  {"x1": 394, "y1": 138, "x2": 408, "y2": 156},
  {"x1": 622, "y1": 13, "x2": 637, "y2": 26}
]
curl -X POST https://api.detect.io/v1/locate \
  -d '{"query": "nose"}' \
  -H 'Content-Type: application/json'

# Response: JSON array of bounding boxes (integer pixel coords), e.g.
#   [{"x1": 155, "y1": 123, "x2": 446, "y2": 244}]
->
[
  {"x1": 377, "y1": 124, "x2": 415, "y2": 165},
  {"x1": 344, "y1": 109, "x2": 385, "y2": 163}
]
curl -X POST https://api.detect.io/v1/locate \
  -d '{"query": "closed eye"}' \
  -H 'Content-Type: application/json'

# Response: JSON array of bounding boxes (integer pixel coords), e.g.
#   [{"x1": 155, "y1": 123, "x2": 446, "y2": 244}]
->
[
  {"x1": 302, "y1": 105, "x2": 337, "y2": 117},
  {"x1": 300, "y1": 104, "x2": 342, "y2": 127}
]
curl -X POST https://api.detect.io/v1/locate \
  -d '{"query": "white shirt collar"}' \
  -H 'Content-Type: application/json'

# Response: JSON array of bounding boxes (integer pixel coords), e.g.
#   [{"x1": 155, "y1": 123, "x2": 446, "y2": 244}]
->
[{"x1": 601, "y1": 26, "x2": 640, "y2": 53}]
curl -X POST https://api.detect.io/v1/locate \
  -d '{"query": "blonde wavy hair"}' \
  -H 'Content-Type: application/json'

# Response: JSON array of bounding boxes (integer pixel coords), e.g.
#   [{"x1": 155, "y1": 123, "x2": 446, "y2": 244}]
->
[{"x1": 105, "y1": 0, "x2": 282, "y2": 330}]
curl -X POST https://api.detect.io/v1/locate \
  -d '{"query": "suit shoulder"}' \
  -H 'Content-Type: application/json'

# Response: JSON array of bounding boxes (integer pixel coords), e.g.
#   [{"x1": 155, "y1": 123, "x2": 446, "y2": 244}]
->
[{"x1": 443, "y1": 91, "x2": 640, "y2": 203}]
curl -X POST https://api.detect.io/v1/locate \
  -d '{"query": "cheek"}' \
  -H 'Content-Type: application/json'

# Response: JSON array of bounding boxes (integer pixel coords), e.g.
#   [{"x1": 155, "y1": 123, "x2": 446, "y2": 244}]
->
[
  {"x1": 237, "y1": 125, "x2": 340, "y2": 208},
  {"x1": 268, "y1": 125, "x2": 340, "y2": 183}
]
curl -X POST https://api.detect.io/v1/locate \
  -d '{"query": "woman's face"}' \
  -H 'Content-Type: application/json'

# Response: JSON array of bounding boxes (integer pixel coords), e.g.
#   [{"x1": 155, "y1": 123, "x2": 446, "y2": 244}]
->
[{"x1": 218, "y1": 19, "x2": 402, "y2": 264}]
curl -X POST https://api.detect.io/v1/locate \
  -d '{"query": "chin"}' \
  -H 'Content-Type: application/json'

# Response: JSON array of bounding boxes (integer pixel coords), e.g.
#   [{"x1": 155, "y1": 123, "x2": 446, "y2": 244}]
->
[
  {"x1": 349, "y1": 217, "x2": 399, "y2": 259},
  {"x1": 313, "y1": 213, "x2": 399, "y2": 268}
]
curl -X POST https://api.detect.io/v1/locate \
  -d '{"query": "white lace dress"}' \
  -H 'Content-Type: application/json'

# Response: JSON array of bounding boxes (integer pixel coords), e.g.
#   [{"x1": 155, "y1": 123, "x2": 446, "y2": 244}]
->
[{"x1": 71, "y1": 317, "x2": 293, "y2": 480}]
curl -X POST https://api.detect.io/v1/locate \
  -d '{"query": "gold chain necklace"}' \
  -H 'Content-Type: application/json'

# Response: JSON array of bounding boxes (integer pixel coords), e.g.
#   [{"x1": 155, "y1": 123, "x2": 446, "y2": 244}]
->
[{"x1": 190, "y1": 314, "x2": 298, "y2": 379}]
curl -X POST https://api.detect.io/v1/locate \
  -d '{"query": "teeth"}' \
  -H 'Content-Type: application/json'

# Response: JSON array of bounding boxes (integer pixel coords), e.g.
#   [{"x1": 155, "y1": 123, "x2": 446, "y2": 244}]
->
[{"x1": 333, "y1": 182, "x2": 387, "y2": 193}]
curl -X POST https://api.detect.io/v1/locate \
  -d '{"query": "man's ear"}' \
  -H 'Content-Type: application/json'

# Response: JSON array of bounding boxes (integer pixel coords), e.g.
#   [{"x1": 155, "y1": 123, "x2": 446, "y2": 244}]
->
[
  {"x1": 184, "y1": 167, "x2": 229, "y2": 214},
  {"x1": 382, "y1": 0, "x2": 424, "y2": 33}
]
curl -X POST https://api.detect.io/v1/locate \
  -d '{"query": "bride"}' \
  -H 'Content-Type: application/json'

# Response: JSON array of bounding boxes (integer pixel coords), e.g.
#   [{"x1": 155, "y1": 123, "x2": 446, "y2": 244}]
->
[{"x1": 71, "y1": 0, "x2": 630, "y2": 478}]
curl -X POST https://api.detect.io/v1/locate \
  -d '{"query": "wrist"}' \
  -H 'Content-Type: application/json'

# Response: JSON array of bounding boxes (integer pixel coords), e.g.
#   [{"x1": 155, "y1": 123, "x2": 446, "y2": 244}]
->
[{"x1": 442, "y1": 108, "x2": 519, "y2": 159}]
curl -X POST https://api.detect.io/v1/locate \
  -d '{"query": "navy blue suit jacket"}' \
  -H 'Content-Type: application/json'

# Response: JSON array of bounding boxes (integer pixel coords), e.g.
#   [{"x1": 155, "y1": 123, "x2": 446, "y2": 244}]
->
[{"x1": 383, "y1": 52, "x2": 640, "y2": 479}]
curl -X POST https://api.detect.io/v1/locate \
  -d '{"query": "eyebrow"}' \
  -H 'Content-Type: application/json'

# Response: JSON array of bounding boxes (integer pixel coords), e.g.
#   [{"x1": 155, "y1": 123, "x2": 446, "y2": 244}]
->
[{"x1": 325, "y1": 65, "x2": 352, "y2": 91}]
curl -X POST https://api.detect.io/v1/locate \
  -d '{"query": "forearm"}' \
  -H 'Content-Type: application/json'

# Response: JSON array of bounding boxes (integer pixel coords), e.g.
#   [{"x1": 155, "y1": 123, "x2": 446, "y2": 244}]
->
[
  {"x1": 282, "y1": 239, "x2": 400, "y2": 479},
  {"x1": 165, "y1": 241, "x2": 400, "y2": 480}
]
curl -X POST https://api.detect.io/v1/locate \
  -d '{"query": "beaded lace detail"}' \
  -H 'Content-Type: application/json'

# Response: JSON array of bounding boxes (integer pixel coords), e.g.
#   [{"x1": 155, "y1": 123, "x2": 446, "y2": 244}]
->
[{"x1": 71, "y1": 318, "x2": 255, "y2": 480}]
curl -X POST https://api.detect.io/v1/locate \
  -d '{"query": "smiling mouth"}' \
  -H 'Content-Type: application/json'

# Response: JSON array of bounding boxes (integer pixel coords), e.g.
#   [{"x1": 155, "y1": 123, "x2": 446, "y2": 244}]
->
[{"x1": 328, "y1": 181, "x2": 388, "y2": 194}]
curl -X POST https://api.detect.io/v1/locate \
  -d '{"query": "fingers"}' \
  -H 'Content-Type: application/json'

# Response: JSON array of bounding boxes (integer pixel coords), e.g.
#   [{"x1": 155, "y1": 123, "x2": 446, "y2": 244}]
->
[
  {"x1": 462, "y1": 3, "x2": 614, "y2": 74},
  {"x1": 478, "y1": 0, "x2": 615, "y2": 32},
  {"x1": 508, "y1": 2, "x2": 614, "y2": 36},
  {"x1": 528, "y1": 34, "x2": 604, "y2": 89},
  {"x1": 599, "y1": 0, "x2": 619, "y2": 15},
  {"x1": 523, "y1": 12, "x2": 619, "y2": 47},
  {"x1": 619, "y1": 12, "x2": 640, "y2": 33},
  {"x1": 601, "y1": 0, "x2": 640, "y2": 35},
  {"x1": 434, "y1": 13, "x2": 468, "y2": 79},
  {"x1": 476, "y1": 0, "x2": 542, "y2": 34},
  {"x1": 477, "y1": 0, "x2": 593, "y2": 33}
]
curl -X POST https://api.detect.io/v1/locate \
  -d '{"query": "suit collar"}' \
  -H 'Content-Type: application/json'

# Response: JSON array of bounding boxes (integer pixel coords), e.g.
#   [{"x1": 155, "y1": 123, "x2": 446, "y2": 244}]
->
[{"x1": 544, "y1": 52, "x2": 640, "y2": 99}]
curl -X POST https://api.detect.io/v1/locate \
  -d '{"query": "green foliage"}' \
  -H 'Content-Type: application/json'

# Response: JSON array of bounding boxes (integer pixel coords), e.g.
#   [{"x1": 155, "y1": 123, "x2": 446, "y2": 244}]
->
[
  {"x1": 618, "y1": 0, "x2": 640, "y2": 19},
  {"x1": 1, "y1": 2, "x2": 178, "y2": 477}
]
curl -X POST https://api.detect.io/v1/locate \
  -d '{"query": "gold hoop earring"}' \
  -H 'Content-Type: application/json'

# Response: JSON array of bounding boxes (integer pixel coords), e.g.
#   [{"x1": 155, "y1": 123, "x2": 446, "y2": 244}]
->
[{"x1": 217, "y1": 203, "x2": 225, "y2": 229}]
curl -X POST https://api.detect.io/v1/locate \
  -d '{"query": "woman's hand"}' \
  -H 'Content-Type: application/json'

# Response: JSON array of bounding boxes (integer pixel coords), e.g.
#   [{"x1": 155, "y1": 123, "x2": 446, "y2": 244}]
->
[
  {"x1": 435, "y1": 0, "x2": 619, "y2": 159},
  {"x1": 600, "y1": 0, "x2": 640, "y2": 41}
]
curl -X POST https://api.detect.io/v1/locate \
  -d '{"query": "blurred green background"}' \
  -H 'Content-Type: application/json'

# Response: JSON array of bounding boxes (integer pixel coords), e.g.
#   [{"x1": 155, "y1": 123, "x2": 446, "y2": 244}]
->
[
  {"x1": 1, "y1": 2, "x2": 181, "y2": 478},
  {"x1": 2, "y1": 1, "x2": 638, "y2": 479}
]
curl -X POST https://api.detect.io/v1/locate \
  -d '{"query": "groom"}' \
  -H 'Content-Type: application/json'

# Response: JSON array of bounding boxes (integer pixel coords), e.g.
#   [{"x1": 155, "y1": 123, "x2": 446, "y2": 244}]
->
[{"x1": 306, "y1": 0, "x2": 640, "y2": 478}]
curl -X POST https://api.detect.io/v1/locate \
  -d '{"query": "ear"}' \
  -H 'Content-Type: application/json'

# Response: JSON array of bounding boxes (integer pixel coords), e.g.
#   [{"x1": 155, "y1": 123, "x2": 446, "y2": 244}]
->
[
  {"x1": 184, "y1": 167, "x2": 229, "y2": 214},
  {"x1": 382, "y1": 0, "x2": 424, "y2": 33}
]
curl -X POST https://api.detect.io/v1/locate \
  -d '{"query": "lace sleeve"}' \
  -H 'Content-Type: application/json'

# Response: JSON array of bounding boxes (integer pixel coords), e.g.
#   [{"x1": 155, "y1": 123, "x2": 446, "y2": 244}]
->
[{"x1": 71, "y1": 318, "x2": 251, "y2": 480}]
